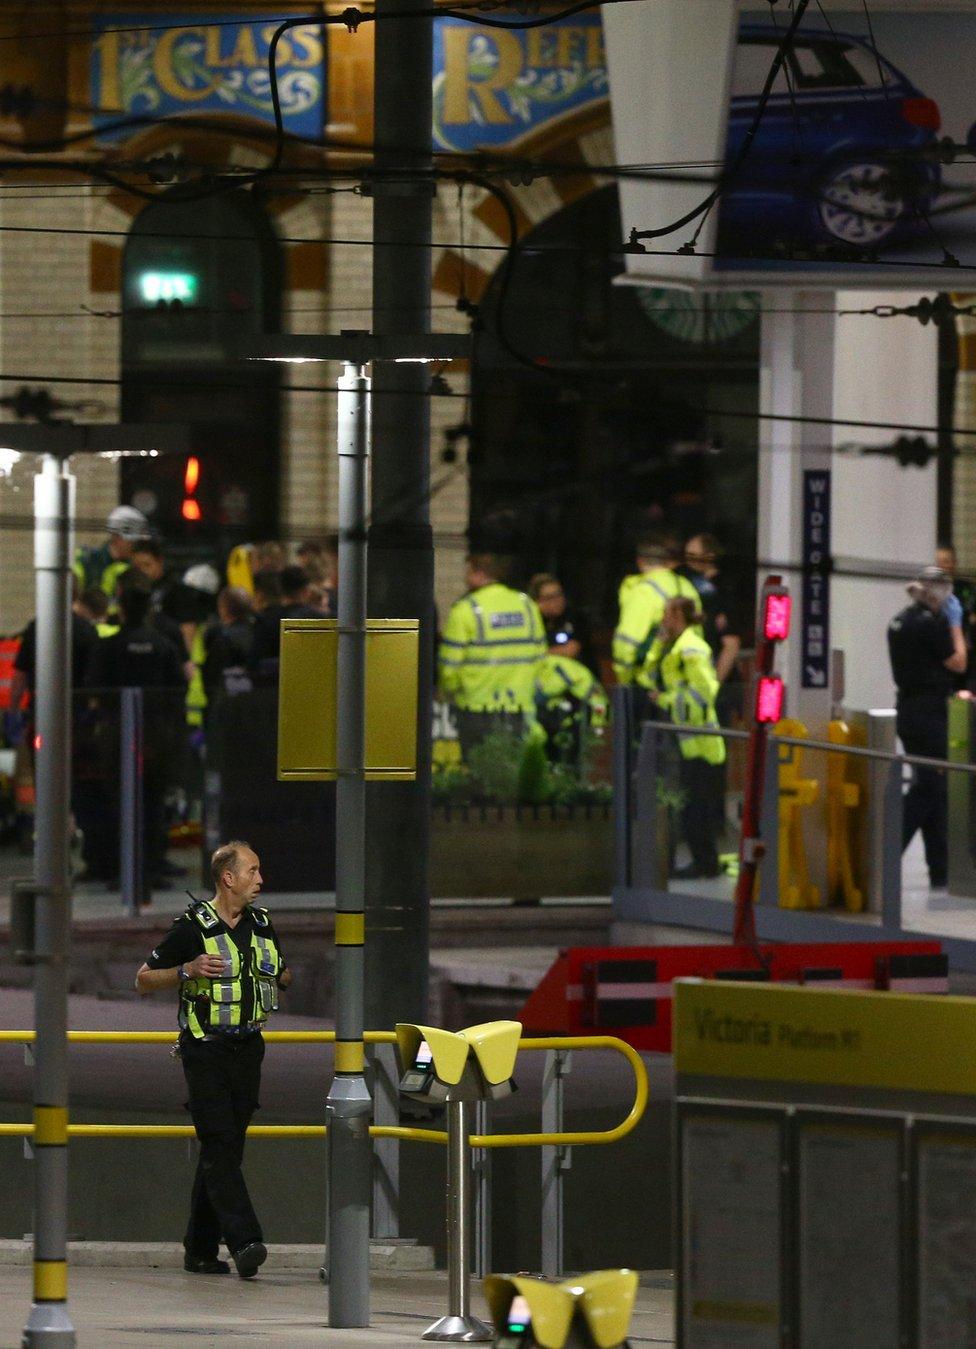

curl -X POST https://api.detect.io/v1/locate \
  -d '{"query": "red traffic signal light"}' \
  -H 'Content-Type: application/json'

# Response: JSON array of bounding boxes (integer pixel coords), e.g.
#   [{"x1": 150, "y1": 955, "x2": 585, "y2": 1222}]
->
[
  {"x1": 755, "y1": 675, "x2": 785, "y2": 725},
  {"x1": 762, "y1": 591, "x2": 791, "y2": 642}
]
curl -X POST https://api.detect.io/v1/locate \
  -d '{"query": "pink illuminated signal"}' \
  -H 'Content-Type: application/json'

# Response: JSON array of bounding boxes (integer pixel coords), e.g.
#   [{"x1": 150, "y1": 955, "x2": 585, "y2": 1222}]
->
[
  {"x1": 763, "y1": 592, "x2": 791, "y2": 642},
  {"x1": 755, "y1": 676, "x2": 784, "y2": 725}
]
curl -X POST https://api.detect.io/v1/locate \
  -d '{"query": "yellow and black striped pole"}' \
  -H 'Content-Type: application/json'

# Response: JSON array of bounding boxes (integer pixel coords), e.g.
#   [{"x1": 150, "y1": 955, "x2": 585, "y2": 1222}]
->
[
  {"x1": 325, "y1": 361, "x2": 373, "y2": 1327},
  {"x1": 24, "y1": 457, "x2": 76, "y2": 1347}
]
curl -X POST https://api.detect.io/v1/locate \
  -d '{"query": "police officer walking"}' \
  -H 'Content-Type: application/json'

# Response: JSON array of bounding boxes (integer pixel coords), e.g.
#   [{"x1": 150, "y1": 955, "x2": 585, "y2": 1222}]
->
[
  {"x1": 888, "y1": 567, "x2": 967, "y2": 890},
  {"x1": 135, "y1": 841, "x2": 291, "y2": 1277},
  {"x1": 438, "y1": 553, "x2": 547, "y2": 759}
]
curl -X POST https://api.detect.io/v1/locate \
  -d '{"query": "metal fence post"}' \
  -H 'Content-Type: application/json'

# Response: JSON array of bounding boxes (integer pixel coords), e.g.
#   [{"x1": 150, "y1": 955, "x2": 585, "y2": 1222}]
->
[
  {"x1": 422, "y1": 1099, "x2": 492, "y2": 1343},
  {"x1": 540, "y1": 1049, "x2": 573, "y2": 1278},
  {"x1": 612, "y1": 685, "x2": 635, "y2": 889},
  {"x1": 473, "y1": 1099, "x2": 491, "y2": 1279},
  {"x1": 867, "y1": 710, "x2": 898, "y2": 915},
  {"x1": 633, "y1": 722, "x2": 660, "y2": 890},
  {"x1": 369, "y1": 1043, "x2": 400, "y2": 1240},
  {"x1": 882, "y1": 757, "x2": 904, "y2": 932},
  {"x1": 119, "y1": 686, "x2": 145, "y2": 914}
]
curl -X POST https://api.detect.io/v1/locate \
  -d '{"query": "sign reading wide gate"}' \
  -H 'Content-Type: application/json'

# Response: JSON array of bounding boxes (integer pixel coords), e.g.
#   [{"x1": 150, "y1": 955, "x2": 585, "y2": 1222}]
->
[
  {"x1": 90, "y1": 14, "x2": 326, "y2": 143},
  {"x1": 432, "y1": 12, "x2": 607, "y2": 152}
]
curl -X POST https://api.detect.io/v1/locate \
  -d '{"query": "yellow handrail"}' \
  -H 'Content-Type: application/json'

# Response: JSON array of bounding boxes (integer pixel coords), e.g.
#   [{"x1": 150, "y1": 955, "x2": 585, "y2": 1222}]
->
[{"x1": 0, "y1": 1033, "x2": 648, "y2": 1149}]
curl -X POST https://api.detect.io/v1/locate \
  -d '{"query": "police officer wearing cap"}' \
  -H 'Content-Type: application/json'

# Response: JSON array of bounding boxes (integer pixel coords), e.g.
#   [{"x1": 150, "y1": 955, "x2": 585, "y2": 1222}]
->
[
  {"x1": 73, "y1": 504, "x2": 149, "y2": 597},
  {"x1": 135, "y1": 841, "x2": 291, "y2": 1278},
  {"x1": 888, "y1": 567, "x2": 967, "y2": 890}
]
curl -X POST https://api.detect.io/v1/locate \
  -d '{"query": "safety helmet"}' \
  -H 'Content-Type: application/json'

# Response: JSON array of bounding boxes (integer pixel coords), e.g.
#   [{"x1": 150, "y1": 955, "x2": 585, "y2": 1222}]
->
[
  {"x1": 106, "y1": 505, "x2": 149, "y2": 539},
  {"x1": 182, "y1": 563, "x2": 221, "y2": 595}
]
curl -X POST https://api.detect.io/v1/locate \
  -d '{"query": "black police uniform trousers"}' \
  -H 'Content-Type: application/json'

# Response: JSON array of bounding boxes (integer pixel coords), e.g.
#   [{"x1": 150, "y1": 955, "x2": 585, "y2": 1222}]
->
[
  {"x1": 181, "y1": 1031, "x2": 264, "y2": 1259},
  {"x1": 679, "y1": 755, "x2": 724, "y2": 875},
  {"x1": 897, "y1": 690, "x2": 948, "y2": 887}
]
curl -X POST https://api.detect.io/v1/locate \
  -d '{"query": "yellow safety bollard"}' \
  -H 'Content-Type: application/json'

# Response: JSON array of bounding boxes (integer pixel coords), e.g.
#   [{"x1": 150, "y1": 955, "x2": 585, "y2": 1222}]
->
[
  {"x1": 826, "y1": 719, "x2": 866, "y2": 911},
  {"x1": 775, "y1": 718, "x2": 821, "y2": 909}
]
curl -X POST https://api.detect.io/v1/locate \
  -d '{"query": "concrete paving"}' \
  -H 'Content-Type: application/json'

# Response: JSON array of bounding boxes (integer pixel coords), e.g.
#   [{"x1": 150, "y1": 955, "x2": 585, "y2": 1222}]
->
[{"x1": 0, "y1": 1266, "x2": 676, "y2": 1347}]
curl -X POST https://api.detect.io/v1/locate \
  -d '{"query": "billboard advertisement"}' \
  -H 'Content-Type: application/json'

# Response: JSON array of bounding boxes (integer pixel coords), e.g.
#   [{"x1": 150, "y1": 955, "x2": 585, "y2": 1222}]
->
[
  {"x1": 90, "y1": 14, "x2": 326, "y2": 143},
  {"x1": 608, "y1": 4, "x2": 976, "y2": 289}
]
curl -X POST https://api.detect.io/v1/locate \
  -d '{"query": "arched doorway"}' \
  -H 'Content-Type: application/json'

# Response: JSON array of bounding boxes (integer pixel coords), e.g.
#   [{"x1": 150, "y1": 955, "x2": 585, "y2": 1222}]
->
[
  {"x1": 120, "y1": 189, "x2": 283, "y2": 558},
  {"x1": 470, "y1": 184, "x2": 761, "y2": 629}
]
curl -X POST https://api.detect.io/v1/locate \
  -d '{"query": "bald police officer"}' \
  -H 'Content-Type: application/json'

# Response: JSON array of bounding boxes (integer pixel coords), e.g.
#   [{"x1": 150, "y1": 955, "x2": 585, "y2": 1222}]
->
[{"x1": 135, "y1": 842, "x2": 291, "y2": 1278}]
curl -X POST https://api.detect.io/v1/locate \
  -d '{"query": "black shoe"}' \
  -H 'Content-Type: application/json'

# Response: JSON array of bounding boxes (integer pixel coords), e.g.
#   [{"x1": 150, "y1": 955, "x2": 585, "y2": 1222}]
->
[
  {"x1": 233, "y1": 1241, "x2": 267, "y2": 1279},
  {"x1": 183, "y1": 1254, "x2": 230, "y2": 1275}
]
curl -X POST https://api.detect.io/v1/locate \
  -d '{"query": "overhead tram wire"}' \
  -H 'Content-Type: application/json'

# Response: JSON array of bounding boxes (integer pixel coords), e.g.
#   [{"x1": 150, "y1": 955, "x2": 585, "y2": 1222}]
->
[{"x1": 0, "y1": 364, "x2": 971, "y2": 445}]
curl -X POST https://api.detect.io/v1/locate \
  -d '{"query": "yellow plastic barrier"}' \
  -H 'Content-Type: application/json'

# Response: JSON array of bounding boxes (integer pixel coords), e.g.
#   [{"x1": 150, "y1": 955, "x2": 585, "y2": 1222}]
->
[
  {"x1": 775, "y1": 718, "x2": 821, "y2": 909},
  {"x1": 0, "y1": 1031, "x2": 647, "y2": 1150},
  {"x1": 826, "y1": 719, "x2": 866, "y2": 912}
]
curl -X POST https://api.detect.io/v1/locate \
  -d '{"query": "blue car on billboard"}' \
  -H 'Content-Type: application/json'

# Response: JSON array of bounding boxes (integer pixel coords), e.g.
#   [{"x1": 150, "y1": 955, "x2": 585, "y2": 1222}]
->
[{"x1": 716, "y1": 24, "x2": 942, "y2": 256}]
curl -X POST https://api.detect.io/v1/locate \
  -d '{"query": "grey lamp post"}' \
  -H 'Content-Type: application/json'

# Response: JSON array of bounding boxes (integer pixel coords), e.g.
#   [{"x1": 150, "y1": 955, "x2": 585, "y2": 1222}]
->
[
  {"x1": 242, "y1": 330, "x2": 470, "y2": 1329},
  {"x1": 1, "y1": 423, "x2": 189, "y2": 1349}
]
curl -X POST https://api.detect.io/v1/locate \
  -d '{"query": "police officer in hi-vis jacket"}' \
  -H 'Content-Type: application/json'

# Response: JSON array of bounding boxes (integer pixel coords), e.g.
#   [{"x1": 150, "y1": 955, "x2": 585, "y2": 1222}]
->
[
  {"x1": 135, "y1": 841, "x2": 291, "y2": 1279},
  {"x1": 640, "y1": 596, "x2": 726, "y2": 880},
  {"x1": 438, "y1": 553, "x2": 548, "y2": 759}
]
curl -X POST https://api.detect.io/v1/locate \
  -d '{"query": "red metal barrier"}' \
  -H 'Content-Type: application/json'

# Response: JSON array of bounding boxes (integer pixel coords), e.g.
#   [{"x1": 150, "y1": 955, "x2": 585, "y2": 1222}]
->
[{"x1": 520, "y1": 941, "x2": 947, "y2": 1053}]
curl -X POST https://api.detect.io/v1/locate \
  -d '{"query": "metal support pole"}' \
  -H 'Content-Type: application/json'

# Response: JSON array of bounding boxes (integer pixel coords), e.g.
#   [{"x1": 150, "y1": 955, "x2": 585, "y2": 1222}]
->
[
  {"x1": 757, "y1": 735, "x2": 781, "y2": 909},
  {"x1": 365, "y1": 0, "x2": 434, "y2": 1034},
  {"x1": 369, "y1": 1043, "x2": 400, "y2": 1239},
  {"x1": 540, "y1": 1049, "x2": 573, "y2": 1278},
  {"x1": 119, "y1": 687, "x2": 145, "y2": 914},
  {"x1": 23, "y1": 454, "x2": 76, "y2": 1347},
  {"x1": 423, "y1": 1100, "x2": 493, "y2": 1343},
  {"x1": 325, "y1": 362, "x2": 373, "y2": 1328},
  {"x1": 472, "y1": 1099, "x2": 491, "y2": 1279}
]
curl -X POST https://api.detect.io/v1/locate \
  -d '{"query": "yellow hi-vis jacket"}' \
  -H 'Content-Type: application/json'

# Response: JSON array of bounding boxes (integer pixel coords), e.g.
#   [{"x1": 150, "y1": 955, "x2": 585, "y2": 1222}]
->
[
  {"x1": 534, "y1": 654, "x2": 609, "y2": 727},
  {"x1": 438, "y1": 582, "x2": 547, "y2": 712},
  {"x1": 612, "y1": 567, "x2": 699, "y2": 684},
  {"x1": 639, "y1": 625, "x2": 725, "y2": 764}
]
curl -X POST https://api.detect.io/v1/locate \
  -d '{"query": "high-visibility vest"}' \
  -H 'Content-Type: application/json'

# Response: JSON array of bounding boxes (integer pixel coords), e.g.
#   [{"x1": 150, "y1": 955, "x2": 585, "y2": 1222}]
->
[
  {"x1": 612, "y1": 568, "x2": 699, "y2": 684},
  {"x1": 438, "y1": 583, "x2": 547, "y2": 712},
  {"x1": 641, "y1": 626, "x2": 725, "y2": 764},
  {"x1": 73, "y1": 545, "x2": 130, "y2": 599},
  {"x1": 226, "y1": 545, "x2": 254, "y2": 594},
  {"x1": 179, "y1": 900, "x2": 283, "y2": 1039},
  {"x1": 186, "y1": 625, "x2": 207, "y2": 727},
  {"x1": 534, "y1": 653, "x2": 609, "y2": 727}
]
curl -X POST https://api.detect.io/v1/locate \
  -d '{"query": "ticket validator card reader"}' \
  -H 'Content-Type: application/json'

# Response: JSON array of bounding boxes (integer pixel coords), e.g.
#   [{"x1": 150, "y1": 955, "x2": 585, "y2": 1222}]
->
[
  {"x1": 395, "y1": 1021, "x2": 522, "y2": 1105},
  {"x1": 484, "y1": 1270, "x2": 638, "y2": 1349}
]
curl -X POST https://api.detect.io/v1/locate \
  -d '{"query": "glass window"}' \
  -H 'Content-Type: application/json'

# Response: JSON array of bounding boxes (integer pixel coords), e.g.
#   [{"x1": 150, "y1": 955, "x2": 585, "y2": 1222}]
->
[{"x1": 731, "y1": 39, "x2": 789, "y2": 99}]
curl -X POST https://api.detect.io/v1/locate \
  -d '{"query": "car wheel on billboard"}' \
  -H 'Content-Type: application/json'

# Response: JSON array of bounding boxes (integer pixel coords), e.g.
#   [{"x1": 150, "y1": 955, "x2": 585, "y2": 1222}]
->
[{"x1": 817, "y1": 162, "x2": 907, "y2": 247}]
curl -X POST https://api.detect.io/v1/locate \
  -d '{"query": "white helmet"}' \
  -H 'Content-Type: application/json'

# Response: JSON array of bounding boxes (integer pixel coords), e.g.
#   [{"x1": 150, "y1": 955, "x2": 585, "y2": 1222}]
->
[
  {"x1": 106, "y1": 505, "x2": 149, "y2": 539},
  {"x1": 182, "y1": 563, "x2": 220, "y2": 596}
]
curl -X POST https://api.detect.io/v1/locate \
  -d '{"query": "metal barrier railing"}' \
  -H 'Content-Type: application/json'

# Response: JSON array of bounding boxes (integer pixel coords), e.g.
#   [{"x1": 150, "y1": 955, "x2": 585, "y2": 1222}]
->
[
  {"x1": 616, "y1": 695, "x2": 976, "y2": 930},
  {"x1": 0, "y1": 1029, "x2": 648, "y2": 1282}
]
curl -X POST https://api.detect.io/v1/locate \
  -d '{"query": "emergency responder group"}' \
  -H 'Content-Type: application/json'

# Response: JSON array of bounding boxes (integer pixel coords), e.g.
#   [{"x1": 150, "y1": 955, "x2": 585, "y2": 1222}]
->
[{"x1": 438, "y1": 531, "x2": 734, "y2": 879}]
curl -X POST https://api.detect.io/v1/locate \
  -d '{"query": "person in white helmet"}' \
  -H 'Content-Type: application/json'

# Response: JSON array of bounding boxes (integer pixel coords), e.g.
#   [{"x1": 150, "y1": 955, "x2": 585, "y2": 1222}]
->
[{"x1": 73, "y1": 504, "x2": 150, "y2": 597}]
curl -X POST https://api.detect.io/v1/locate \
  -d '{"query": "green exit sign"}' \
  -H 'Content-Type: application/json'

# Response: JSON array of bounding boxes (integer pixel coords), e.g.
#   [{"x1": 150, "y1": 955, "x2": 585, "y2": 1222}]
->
[{"x1": 138, "y1": 270, "x2": 198, "y2": 304}]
